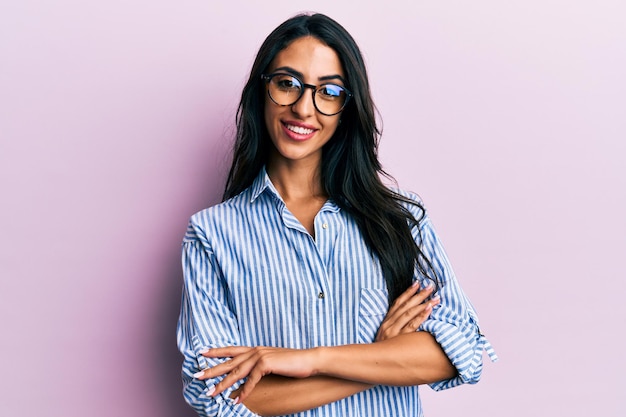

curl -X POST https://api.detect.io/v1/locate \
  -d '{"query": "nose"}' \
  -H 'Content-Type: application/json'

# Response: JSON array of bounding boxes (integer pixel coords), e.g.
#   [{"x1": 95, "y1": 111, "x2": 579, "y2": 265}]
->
[{"x1": 290, "y1": 86, "x2": 316, "y2": 118}]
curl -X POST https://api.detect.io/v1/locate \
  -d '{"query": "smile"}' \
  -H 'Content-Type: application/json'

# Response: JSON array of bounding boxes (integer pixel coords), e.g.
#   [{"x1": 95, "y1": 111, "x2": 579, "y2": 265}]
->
[{"x1": 285, "y1": 124, "x2": 315, "y2": 135}]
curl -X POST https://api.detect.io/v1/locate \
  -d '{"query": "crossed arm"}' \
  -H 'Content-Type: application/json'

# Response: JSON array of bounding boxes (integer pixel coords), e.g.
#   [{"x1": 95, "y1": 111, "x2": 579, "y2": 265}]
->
[{"x1": 193, "y1": 283, "x2": 456, "y2": 416}]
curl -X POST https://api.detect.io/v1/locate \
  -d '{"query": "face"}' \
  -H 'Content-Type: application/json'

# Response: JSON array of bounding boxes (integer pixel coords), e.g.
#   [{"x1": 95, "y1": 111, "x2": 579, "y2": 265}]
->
[{"x1": 264, "y1": 36, "x2": 345, "y2": 168}]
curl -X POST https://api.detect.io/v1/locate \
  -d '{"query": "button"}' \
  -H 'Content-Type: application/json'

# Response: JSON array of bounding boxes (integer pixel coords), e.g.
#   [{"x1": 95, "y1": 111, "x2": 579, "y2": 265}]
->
[
  {"x1": 322, "y1": 223, "x2": 328, "y2": 229},
  {"x1": 318, "y1": 292, "x2": 325, "y2": 299}
]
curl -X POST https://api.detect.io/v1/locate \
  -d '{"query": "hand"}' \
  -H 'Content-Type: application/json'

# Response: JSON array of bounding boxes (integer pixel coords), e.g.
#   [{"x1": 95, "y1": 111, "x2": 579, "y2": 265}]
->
[
  {"x1": 375, "y1": 282, "x2": 440, "y2": 342},
  {"x1": 193, "y1": 346, "x2": 319, "y2": 404}
]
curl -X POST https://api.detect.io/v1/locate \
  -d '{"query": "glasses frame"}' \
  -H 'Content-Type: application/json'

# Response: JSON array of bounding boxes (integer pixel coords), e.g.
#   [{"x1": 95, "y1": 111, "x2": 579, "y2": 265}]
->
[{"x1": 261, "y1": 73, "x2": 353, "y2": 116}]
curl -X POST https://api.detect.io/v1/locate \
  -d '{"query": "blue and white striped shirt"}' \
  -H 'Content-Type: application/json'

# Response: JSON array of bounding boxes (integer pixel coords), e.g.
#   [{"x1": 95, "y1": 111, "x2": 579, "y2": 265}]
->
[{"x1": 177, "y1": 167, "x2": 497, "y2": 417}]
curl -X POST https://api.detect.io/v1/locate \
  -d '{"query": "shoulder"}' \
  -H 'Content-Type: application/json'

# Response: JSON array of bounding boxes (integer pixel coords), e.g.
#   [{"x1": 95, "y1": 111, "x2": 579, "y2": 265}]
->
[
  {"x1": 391, "y1": 187, "x2": 423, "y2": 205},
  {"x1": 185, "y1": 190, "x2": 253, "y2": 243},
  {"x1": 389, "y1": 187, "x2": 428, "y2": 221}
]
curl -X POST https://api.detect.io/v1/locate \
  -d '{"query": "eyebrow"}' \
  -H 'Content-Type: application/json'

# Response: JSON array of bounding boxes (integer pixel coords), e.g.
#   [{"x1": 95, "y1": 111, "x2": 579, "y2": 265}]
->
[{"x1": 272, "y1": 66, "x2": 346, "y2": 84}]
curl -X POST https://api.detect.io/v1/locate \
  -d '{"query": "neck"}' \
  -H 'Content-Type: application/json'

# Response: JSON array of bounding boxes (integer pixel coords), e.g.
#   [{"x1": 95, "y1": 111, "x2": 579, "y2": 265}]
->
[{"x1": 266, "y1": 157, "x2": 326, "y2": 202}]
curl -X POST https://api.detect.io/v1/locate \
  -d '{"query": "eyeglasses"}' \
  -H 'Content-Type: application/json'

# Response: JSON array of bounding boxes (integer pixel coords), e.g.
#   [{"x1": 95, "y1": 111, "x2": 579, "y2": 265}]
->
[{"x1": 261, "y1": 73, "x2": 352, "y2": 116}]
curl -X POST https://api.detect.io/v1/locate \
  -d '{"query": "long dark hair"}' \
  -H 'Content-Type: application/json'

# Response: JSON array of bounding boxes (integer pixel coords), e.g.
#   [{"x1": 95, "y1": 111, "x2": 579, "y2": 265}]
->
[{"x1": 223, "y1": 13, "x2": 439, "y2": 302}]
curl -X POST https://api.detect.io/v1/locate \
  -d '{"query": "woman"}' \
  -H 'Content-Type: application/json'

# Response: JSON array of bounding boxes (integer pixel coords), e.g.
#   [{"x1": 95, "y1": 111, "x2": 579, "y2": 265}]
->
[{"x1": 177, "y1": 12, "x2": 496, "y2": 417}]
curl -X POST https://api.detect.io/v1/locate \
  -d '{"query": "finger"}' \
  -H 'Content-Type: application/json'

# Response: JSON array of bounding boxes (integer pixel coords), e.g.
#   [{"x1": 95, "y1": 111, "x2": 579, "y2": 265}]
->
[
  {"x1": 400, "y1": 294, "x2": 440, "y2": 324},
  {"x1": 389, "y1": 281, "x2": 422, "y2": 312},
  {"x1": 211, "y1": 347, "x2": 277, "y2": 397},
  {"x1": 377, "y1": 309, "x2": 425, "y2": 341},
  {"x1": 201, "y1": 346, "x2": 253, "y2": 357},
  {"x1": 193, "y1": 359, "x2": 234, "y2": 381},
  {"x1": 376, "y1": 285, "x2": 438, "y2": 341},
  {"x1": 381, "y1": 303, "x2": 429, "y2": 336},
  {"x1": 212, "y1": 360, "x2": 258, "y2": 397},
  {"x1": 387, "y1": 284, "x2": 434, "y2": 321},
  {"x1": 401, "y1": 296, "x2": 441, "y2": 332},
  {"x1": 384, "y1": 294, "x2": 440, "y2": 335},
  {"x1": 236, "y1": 366, "x2": 266, "y2": 403},
  {"x1": 377, "y1": 298, "x2": 423, "y2": 341},
  {"x1": 194, "y1": 349, "x2": 257, "y2": 381},
  {"x1": 385, "y1": 286, "x2": 434, "y2": 327},
  {"x1": 409, "y1": 284, "x2": 436, "y2": 307}
]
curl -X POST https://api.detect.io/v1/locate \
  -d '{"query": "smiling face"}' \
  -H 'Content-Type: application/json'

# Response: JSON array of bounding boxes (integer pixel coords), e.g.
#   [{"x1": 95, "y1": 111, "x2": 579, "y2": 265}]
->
[{"x1": 264, "y1": 36, "x2": 345, "y2": 169}]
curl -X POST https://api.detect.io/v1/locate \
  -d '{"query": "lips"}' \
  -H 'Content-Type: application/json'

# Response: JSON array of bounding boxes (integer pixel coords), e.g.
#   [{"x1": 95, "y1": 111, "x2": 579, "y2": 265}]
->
[{"x1": 281, "y1": 121, "x2": 318, "y2": 141}]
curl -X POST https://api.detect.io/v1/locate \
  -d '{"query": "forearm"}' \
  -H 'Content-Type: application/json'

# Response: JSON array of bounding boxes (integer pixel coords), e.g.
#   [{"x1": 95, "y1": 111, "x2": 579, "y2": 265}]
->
[
  {"x1": 234, "y1": 332, "x2": 455, "y2": 416},
  {"x1": 234, "y1": 375, "x2": 371, "y2": 416},
  {"x1": 316, "y1": 332, "x2": 456, "y2": 386},
  {"x1": 199, "y1": 329, "x2": 457, "y2": 412}
]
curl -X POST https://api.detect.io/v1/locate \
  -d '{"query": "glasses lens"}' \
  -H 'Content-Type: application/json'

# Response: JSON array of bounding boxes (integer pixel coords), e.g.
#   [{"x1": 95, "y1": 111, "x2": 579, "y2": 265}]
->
[
  {"x1": 265, "y1": 73, "x2": 350, "y2": 116},
  {"x1": 268, "y1": 74, "x2": 302, "y2": 105},
  {"x1": 315, "y1": 84, "x2": 348, "y2": 115}
]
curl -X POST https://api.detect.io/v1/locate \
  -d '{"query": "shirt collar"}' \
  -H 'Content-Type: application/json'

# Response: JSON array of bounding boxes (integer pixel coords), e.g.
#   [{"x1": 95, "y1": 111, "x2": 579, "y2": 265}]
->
[
  {"x1": 249, "y1": 166, "x2": 278, "y2": 203},
  {"x1": 248, "y1": 166, "x2": 341, "y2": 213}
]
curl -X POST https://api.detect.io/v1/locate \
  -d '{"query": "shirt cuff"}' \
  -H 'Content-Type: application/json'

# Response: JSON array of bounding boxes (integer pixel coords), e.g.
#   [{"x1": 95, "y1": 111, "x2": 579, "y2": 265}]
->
[
  {"x1": 182, "y1": 373, "x2": 260, "y2": 417},
  {"x1": 183, "y1": 337, "x2": 261, "y2": 416},
  {"x1": 205, "y1": 387, "x2": 260, "y2": 417},
  {"x1": 419, "y1": 318, "x2": 498, "y2": 391}
]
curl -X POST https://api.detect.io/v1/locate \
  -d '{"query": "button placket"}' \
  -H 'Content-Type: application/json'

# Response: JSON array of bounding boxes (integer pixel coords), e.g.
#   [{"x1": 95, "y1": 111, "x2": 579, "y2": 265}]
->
[{"x1": 313, "y1": 215, "x2": 330, "y2": 304}]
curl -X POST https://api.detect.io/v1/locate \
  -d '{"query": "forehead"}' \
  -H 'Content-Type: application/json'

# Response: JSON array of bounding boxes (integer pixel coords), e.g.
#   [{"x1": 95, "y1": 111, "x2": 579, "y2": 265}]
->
[{"x1": 269, "y1": 36, "x2": 344, "y2": 79}]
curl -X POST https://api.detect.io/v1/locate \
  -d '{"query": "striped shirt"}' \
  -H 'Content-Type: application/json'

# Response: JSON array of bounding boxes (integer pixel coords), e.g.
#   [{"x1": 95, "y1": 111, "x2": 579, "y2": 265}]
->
[{"x1": 177, "y1": 167, "x2": 497, "y2": 417}]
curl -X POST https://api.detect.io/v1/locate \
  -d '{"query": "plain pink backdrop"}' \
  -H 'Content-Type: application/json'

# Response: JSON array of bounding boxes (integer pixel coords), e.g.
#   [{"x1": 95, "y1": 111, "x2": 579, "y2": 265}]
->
[{"x1": 1, "y1": 1, "x2": 624, "y2": 416}]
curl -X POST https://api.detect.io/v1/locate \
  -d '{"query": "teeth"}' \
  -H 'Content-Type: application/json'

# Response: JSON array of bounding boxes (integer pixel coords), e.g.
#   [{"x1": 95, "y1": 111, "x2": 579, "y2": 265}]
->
[{"x1": 286, "y1": 124, "x2": 314, "y2": 135}]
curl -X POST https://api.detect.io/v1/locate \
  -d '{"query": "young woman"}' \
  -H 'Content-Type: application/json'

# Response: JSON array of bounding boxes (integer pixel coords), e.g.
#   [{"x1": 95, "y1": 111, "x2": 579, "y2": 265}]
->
[{"x1": 177, "y1": 13, "x2": 496, "y2": 417}]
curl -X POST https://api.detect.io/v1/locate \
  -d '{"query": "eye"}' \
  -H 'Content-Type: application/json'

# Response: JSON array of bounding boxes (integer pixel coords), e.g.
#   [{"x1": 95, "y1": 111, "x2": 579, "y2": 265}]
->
[
  {"x1": 318, "y1": 84, "x2": 344, "y2": 100},
  {"x1": 273, "y1": 74, "x2": 302, "y2": 91}
]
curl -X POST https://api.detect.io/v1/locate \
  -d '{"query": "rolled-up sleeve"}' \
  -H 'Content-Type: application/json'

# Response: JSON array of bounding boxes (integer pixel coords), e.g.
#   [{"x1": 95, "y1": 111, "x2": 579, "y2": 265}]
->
[
  {"x1": 413, "y1": 212, "x2": 498, "y2": 391},
  {"x1": 176, "y1": 219, "x2": 260, "y2": 417}
]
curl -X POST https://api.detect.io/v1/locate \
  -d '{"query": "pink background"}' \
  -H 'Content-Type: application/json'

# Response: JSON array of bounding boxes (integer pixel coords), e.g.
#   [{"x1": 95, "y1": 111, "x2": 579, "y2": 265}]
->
[{"x1": 1, "y1": 1, "x2": 624, "y2": 416}]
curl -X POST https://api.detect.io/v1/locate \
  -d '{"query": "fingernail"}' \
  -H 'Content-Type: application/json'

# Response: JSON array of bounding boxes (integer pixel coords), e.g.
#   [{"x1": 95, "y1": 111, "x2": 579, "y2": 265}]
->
[
  {"x1": 193, "y1": 371, "x2": 204, "y2": 378},
  {"x1": 432, "y1": 295, "x2": 440, "y2": 302},
  {"x1": 206, "y1": 386, "x2": 215, "y2": 396},
  {"x1": 425, "y1": 283, "x2": 433, "y2": 289},
  {"x1": 233, "y1": 396, "x2": 240, "y2": 404},
  {"x1": 412, "y1": 281, "x2": 419, "y2": 287},
  {"x1": 199, "y1": 348, "x2": 210, "y2": 354}
]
